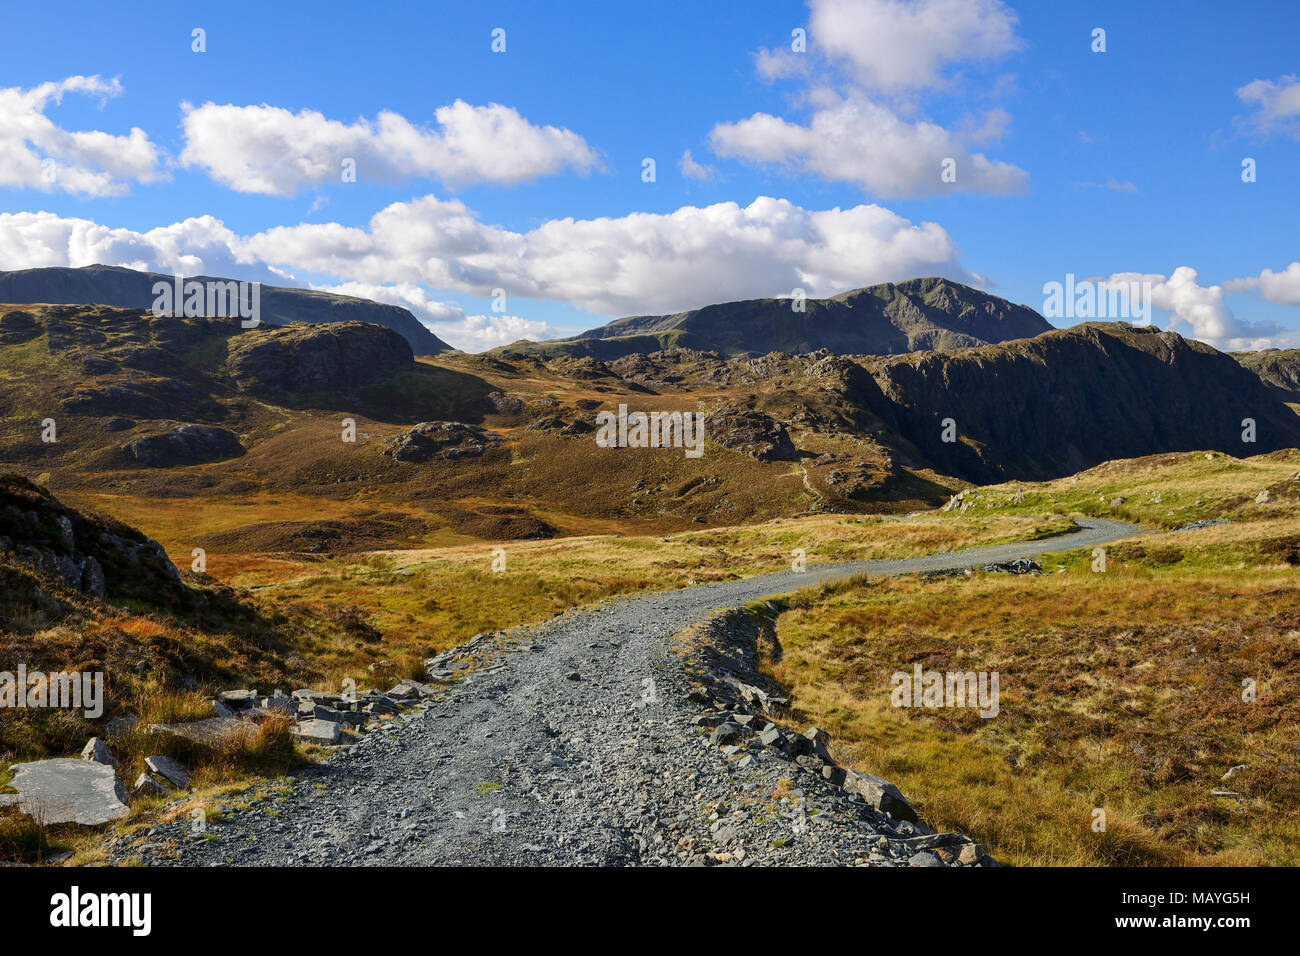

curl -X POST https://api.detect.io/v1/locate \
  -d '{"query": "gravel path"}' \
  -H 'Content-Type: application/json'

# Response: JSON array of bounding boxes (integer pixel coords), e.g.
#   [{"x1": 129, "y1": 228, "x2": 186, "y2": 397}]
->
[{"x1": 114, "y1": 518, "x2": 1137, "y2": 867}]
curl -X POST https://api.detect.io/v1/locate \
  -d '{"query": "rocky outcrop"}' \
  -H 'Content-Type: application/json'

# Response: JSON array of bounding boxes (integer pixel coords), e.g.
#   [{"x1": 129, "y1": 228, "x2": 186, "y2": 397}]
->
[
  {"x1": 708, "y1": 409, "x2": 798, "y2": 461},
  {"x1": 381, "y1": 421, "x2": 500, "y2": 462},
  {"x1": 0, "y1": 473, "x2": 186, "y2": 606},
  {"x1": 122, "y1": 423, "x2": 244, "y2": 467},
  {"x1": 1235, "y1": 348, "x2": 1300, "y2": 402},
  {"x1": 226, "y1": 321, "x2": 414, "y2": 396}
]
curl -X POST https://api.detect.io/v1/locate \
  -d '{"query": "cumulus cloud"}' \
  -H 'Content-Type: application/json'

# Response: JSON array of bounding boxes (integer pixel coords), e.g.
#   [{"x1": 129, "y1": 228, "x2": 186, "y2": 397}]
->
[
  {"x1": 1235, "y1": 74, "x2": 1300, "y2": 138},
  {"x1": 242, "y1": 194, "x2": 976, "y2": 315},
  {"x1": 180, "y1": 99, "x2": 601, "y2": 195},
  {"x1": 807, "y1": 0, "x2": 1021, "y2": 91},
  {"x1": 0, "y1": 194, "x2": 973, "y2": 346},
  {"x1": 308, "y1": 280, "x2": 563, "y2": 351},
  {"x1": 0, "y1": 76, "x2": 165, "y2": 196},
  {"x1": 679, "y1": 149, "x2": 718, "y2": 181},
  {"x1": 1104, "y1": 266, "x2": 1288, "y2": 350},
  {"x1": 707, "y1": 0, "x2": 1026, "y2": 198},
  {"x1": 711, "y1": 93, "x2": 1027, "y2": 198},
  {"x1": 1224, "y1": 262, "x2": 1300, "y2": 305}
]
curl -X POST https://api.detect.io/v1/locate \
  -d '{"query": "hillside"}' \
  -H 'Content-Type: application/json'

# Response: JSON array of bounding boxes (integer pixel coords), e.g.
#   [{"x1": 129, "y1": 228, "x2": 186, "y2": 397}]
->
[
  {"x1": 494, "y1": 277, "x2": 1052, "y2": 360},
  {"x1": 1234, "y1": 348, "x2": 1300, "y2": 403},
  {"x1": 867, "y1": 323, "x2": 1300, "y2": 482},
  {"x1": 0, "y1": 264, "x2": 451, "y2": 356}
]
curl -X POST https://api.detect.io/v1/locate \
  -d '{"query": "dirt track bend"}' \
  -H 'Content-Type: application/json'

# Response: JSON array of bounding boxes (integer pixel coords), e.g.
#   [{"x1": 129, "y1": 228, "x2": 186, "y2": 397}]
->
[{"x1": 113, "y1": 518, "x2": 1138, "y2": 867}]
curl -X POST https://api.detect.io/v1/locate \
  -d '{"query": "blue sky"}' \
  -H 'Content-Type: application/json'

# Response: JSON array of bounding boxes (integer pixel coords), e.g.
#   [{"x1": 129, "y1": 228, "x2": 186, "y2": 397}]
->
[{"x1": 2, "y1": 0, "x2": 1298, "y2": 350}]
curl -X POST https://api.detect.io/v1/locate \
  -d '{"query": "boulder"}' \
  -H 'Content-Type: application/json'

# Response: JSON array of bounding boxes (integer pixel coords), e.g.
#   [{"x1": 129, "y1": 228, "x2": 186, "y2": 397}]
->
[
  {"x1": 843, "y1": 769, "x2": 919, "y2": 823},
  {"x1": 122, "y1": 423, "x2": 244, "y2": 467},
  {"x1": 0, "y1": 758, "x2": 128, "y2": 825}
]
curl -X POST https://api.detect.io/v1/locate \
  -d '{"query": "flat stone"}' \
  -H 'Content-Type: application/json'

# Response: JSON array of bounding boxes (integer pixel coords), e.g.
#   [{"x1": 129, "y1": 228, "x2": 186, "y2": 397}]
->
[
  {"x1": 909, "y1": 851, "x2": 945, "y2": 867},
  {"x1": 0, "y1": 758, "x2": 128, "y2": 825},
  {"x1": 292, "y1": 718, "x2": 342, "y2": 745},
  {"x1": 144, "y1": 755, "x2": 191, "y2": 789},
  {"x1": 219, "y1": 689, "x2": 259, "y2": 708},
  {"x1": 148, "y1": 716, "x2": 251, "y2": 746}
]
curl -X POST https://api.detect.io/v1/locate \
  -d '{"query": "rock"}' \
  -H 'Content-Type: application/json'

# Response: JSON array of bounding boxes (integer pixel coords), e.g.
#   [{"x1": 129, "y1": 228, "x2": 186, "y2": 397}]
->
[
  {"x1": 130, "y1": 773, "x2": 171, "y2": 799},
  {"x1": 1110, "y1": 497, "x2": 1126, "y2": 507},
  {"x1": 122, "y1": 423, "x2": 244, "y2": 467},
  {"x1": 105, "y1": 715, "x2": 138, "y2": 739},
  {"x1": 843, "y1": 769, "x2": 919, "y2": 823},
  {"x1": 292, "y1": 719, "x2": 342, "y2": 746},
  {"x1": 148, "y1": 717, "x2": 251, "y2": 746},
  {"x1": 1256, "y1": 490, "x2": 1271, "y2": 504},
  {"x1": 381, "y1": 421, "x2": 500, "y2": 463},
  {"x1": 709, "y1": 409, "x2": 798, "y2": 462},
  {"x1": 981, "y1": 558, "x2": 1042, "y2": 574},
  {"x1": 709, "y1": 722, "x2": 747, "y2": 747},
  {"x1": 262, "y1": 693, "x2": 296, "y2": 716},
  {"x1": 219, "y1": 689, "x2": 259, "y2": 709},
  {"x1": 144, "y1": 755, "x2": 191, "y2": 789},
  {"x1": 958, "y1": 843, "x2": 980, "y2": 865},
  {"x1": 804, "y1": 726, "x2": 830, "y2": 746},
  {"x1": 226, "y1": 320, "x2": 414, "y2": 395},
  {"x1": 388, "y1": 680, "x2": 436, "y2": 699},
  {"x1": 80, "y1": 737, "x2": 116, "y2": 766},
  {"x1": 0, "y1": 758, "x2": 129, "y2": 825},
  {"x1": 909, "y1": 850, "x2": 945, "y2": 867},
  {"x1": 1221, "y1": 764, "x2": 1249, "y2": 782}
]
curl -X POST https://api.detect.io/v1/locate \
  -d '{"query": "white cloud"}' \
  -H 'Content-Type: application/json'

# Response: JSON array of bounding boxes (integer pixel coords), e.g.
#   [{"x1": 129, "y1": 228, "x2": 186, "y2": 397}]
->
[
  {"x1": 706, "y1": 0, "x2": 1026, "y2": 198},
  {"x1": 1235, "y1": 74, "x2": 1300, "y2": 138},
  {"x1": 679, "y1": 149, "x2": 718, "y2": 181},
  {"x1": 0, "y1": 194, "x2": 973, "y2": 335},
  {"x1": 711, "y1": 93, "x2": 1027, "y2": 198},
  {"x1": 180, "y1": 99, "x2": 601, "y2": 196},
  {"x1": 452, "y1": 315, "x2": 565, "y2": 352},
  {"x1": 1224, "y1": 262, "x2": 1300, "y2": 305},
  {"x1": 242, "y1": 194, "x2": 976, "y2": 315},
  {"x1": 1105, "y1": 266, "x2": 1288, "y2": 350},
  {"x1": 808, "y1": 0, "x2": 1021, "y2": 91},
  {"x1": 0, "y1": 76, "x2": 165, "y2": 196}
]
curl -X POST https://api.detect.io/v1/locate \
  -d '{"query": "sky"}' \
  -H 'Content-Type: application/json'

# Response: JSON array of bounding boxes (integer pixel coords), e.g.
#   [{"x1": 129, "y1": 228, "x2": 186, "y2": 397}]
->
[{"x1": 1, "y1": 0, "x2": 1298, "y2": 352}]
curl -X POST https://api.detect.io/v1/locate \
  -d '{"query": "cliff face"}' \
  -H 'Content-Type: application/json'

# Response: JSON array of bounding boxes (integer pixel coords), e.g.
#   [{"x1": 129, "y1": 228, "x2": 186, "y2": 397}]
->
[
  {"x1": 0, "y1": 264, "x2": 451, "y2": 356},
  {"x1": 869, "y1": 323, "x2": 1300, "y2": 482}
]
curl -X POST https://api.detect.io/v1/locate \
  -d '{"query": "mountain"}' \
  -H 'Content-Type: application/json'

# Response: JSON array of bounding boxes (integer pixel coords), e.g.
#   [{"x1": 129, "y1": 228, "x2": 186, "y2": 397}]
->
[
  {"x1": 1234, "y1": 349, "x2": 1300, "y2": 403},
  {"x1": 867, "y1": 323, "x2": 1300, "y2": 482},
  {"x1": 492, "y1": 277, "x2": 1053, "y2": 360},
  {"x1": 0, "y1": 264, "x2": 451, "y2": 356}
]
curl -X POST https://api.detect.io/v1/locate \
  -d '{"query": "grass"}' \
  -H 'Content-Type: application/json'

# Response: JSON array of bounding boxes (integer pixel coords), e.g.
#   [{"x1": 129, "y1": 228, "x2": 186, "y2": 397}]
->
[{"x1": 755, "y1": 452, "x2": 1300, "y2": 866}]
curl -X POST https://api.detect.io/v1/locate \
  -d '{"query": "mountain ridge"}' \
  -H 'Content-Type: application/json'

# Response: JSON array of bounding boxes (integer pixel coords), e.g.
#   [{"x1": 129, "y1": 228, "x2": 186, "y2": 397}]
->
[
  {"x1": 494, "y1": 277, "x2": 1052, "y2": 360},
  {"x1": 0, "y1": 264, "x2": 452, "y2": 356}
]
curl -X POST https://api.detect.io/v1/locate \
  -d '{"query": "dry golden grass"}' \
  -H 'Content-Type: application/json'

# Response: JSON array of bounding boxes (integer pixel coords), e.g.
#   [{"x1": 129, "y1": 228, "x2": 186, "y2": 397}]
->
[{"x1": 758, "y1": 451, "x2": 1300, "y2": 866}]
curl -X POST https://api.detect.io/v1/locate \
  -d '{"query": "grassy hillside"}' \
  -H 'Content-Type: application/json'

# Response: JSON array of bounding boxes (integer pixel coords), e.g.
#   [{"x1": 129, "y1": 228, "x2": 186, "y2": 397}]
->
[{"x1": 755, "y1": 449, "x2": 1300, "y2": 865}]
